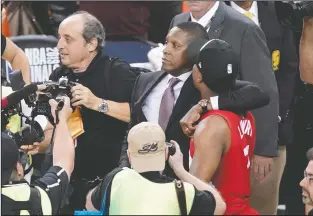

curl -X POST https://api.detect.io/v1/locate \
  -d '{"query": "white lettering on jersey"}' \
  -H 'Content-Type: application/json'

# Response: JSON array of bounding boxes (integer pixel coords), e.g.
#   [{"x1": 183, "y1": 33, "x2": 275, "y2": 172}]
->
[
  {"x1": 243, "y1": 145, "x2": 251, "y2": 169},
  {"x1": 238, "y1": 119, "x2": 253, "y2": 139}
]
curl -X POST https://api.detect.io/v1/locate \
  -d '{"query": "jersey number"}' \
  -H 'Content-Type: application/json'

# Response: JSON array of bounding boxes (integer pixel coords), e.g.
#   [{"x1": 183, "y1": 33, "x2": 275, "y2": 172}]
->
[{"x1": 243, "y1": 145, "x2": 250, "y2": 169}]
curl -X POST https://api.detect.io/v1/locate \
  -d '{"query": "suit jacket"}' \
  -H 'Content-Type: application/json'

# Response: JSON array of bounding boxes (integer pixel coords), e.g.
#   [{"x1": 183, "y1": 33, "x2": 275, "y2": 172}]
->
[
  {"x1": 119, "y1": 70, "x2": 269, "y2": 173},
  {"x1": 169, "y1": 2, "x2": 279, "y2": 157},
  {"x1": 257, "y1": 2, "x2": 298, "y2": 145}
]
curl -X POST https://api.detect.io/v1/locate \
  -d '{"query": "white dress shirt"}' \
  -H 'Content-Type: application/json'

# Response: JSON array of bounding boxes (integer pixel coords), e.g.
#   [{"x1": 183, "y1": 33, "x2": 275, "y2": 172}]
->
[
  {"x1": 190, "y1": 1, "x2": 220, "y2": 31},
  {"x1": 189, "y1": 2, "x2": 220, "y2": 109},
  {"x1": 142, "y1": 72, "x2": 191, "y2": 123},
  {"x1": 230, "y1": 1, "x2": 259, "y2": 26}
]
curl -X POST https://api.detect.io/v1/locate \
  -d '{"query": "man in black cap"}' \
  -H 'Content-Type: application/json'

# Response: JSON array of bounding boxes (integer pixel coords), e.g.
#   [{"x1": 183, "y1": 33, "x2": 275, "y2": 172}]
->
[
  {"x1": 1, "y1": 97, "x2": 75, "y2": 215},
  {"x1": 188, "y1": 39, "x2": 259, "y2": 215}
]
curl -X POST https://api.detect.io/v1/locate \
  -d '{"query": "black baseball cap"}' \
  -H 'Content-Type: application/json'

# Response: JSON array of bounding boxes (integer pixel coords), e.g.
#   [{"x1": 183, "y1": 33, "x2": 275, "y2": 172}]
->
[
  {"x1": 187, "y1": 39, "x2": 239, "y2": 93},
  {"x1": 1, "y1": 132, "x2": 20, "y2": 185}
]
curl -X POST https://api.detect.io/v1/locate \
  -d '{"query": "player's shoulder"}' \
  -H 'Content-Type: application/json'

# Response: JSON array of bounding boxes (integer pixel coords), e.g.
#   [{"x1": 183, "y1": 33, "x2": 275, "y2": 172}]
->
[{"x1": 199, "y1": 113, "x2": 229, "y2": 135}]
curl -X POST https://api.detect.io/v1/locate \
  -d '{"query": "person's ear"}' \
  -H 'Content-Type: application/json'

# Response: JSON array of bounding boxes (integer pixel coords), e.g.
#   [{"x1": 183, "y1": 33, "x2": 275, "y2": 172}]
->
[
  {"x1": 197, "y1": 72, "x2": 203, "y2": 83},
  {"x1": 192, "y1": 64, "x2": 203, "y2": 83},
  {"x1": 87, "y1": 37, "x2": 98, "y2": 52}
]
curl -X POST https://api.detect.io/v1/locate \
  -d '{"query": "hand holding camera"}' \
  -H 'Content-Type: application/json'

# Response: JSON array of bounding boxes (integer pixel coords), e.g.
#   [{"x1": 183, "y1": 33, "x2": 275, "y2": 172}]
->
[
  {"x1": 168, "y1": 140, "x2": 185, "y2": 174},
  {"x1": 70, "y1": 84, "x2": 101, "y2": 111},
  {"x1": 49, "y1": 96, "x2": 73, "y2": 124}
]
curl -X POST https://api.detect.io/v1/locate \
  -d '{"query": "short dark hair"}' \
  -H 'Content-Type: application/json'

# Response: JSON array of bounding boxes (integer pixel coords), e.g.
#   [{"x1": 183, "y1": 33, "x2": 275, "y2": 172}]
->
[
  {"x1": 70, "y1": 11, "x2": 105, "y2": 51},
  {"x1": 307, "y1": 148, "x2": 313, "y2": 161},
  {"x1": 175, "y1": 22, "x2": 209, "y2": 42}
]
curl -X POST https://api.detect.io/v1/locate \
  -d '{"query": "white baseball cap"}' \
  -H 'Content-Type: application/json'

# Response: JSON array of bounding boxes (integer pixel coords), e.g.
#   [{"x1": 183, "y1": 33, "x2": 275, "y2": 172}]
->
[{"x1": 127, "y1": 122, "x2": 166, "y2": 173}]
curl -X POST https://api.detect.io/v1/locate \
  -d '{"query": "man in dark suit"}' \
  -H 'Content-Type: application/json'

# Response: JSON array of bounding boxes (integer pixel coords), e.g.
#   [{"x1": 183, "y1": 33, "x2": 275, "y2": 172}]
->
[
  {"x1": 119, "y1": 22, "x2": 269, "y2": 175},
  {"x1": 225, "y1": 1, "x2": 298, "y2": 214},
  {"x1": 169, "y1": 0, "x2": 279, "y2": 190}
]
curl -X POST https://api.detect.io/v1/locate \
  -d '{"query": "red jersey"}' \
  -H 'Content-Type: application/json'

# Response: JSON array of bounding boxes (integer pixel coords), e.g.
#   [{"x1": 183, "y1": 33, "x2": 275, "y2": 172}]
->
[{"x1": 190, "y1": 110, "x2": 258, "y2": 215}]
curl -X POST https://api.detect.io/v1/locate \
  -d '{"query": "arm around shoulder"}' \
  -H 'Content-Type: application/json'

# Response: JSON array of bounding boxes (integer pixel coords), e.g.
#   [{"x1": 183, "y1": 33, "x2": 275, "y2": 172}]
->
[{"x1": 218, "y1": 80, "x2": 270, "y2": 112}]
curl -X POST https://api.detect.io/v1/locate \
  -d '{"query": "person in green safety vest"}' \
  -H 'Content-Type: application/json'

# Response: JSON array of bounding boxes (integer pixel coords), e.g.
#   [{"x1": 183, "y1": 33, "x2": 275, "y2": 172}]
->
[
  {"x1": 1, "y1": 96, "x2": 75, "y2": 215},
  {"x1": 83, "y1": 122, "x2": 226, "y2": 215}
]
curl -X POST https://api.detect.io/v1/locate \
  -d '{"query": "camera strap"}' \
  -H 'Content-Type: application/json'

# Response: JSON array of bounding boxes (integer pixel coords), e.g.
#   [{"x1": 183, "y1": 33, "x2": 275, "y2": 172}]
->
[
  {"x1": 48, "y1": 102, "x2": 64, "y2": 157},
  {"x1": 174, "y1": 180, "x2": 187, "y2": 215}
]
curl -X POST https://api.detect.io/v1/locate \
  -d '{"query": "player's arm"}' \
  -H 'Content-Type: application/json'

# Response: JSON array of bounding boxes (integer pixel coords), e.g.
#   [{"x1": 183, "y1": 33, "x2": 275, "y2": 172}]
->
[
  {"x1": 2, "y1": 37, "x2": 31, "y2": 84},
  {"x1": 189, "y1": 115, "x2": 230, "y2": 182}
]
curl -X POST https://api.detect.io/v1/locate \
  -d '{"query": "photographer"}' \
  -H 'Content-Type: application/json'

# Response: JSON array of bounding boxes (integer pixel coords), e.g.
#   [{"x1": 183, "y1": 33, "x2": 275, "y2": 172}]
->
[
  {"x1": 1, "y1": 83, "x2": 54, "y2": 184},
  {"x1": 1, "y1": 34, "x2": 31, "y2": 84},
  {"x1": 1, "y1": 96, "x2": 75, "y2": 215},
  {"x1": 82, "y1": 122, "x2": 225, "y2": 215},
  {"x1": 48, "y1": 11, "x2": 137, "y2": 212}
]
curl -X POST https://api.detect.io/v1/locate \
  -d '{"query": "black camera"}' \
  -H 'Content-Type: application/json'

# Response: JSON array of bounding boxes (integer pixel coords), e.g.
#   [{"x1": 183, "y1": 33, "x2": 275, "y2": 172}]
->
[
  {"x1": 32, "y1": 76, "x2": 76, "y2": 123},
  {"x1": 4, "y1": 120, "x2": 45, "y2": 148},
  {"x1": 166, "y1": 142, "x2": 176, "y2": 156},
  {"x1": 275, "y1": 1, "x2": 313, "y2": 32}
]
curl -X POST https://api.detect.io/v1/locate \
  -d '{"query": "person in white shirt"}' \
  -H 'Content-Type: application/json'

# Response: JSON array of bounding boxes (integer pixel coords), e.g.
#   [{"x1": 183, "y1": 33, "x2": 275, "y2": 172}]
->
[{"x1": 230, "y1": 1, "x2": 259, "y2": 26}]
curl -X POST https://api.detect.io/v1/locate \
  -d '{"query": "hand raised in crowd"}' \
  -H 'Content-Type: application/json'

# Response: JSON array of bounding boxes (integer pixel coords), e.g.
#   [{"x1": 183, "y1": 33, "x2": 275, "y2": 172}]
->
[
  {"x1": 168, "y1": 140, "x2": 184, "y2": 174},
  {"x1": 70, "y1": 84, "x2": 101, "y2": 110},
  {"x1": 180, "y1": 103, "x2": 212, "y2": 137},
  {"x1": 252, "y1": 155, "x2": 274, "y2": 182},
  {"x1": 20, "y1": 142, "x2": 40, "y2": 155},
  {"x1": 49, "y1": 96, "x2": 73, "y2": 123}
]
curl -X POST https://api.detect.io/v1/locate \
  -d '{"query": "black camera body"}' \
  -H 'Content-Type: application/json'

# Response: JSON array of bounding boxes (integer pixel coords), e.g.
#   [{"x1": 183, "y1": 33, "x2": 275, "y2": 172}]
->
[
  {"x1": 4, "y1": 120, "x2": 45, "y2": 148},
  {"x1": 32, "y1": 76, "x2": 76, "y2": 123},
  {"x1": 1, "y1": 104, "x2": 45, "y2": 148},
  {"x1": 276, "y1": 1, "x2": 313, "y2": 32},
  {"x1": 166, "y1": 142, "x2": 176, "y2": 156}
]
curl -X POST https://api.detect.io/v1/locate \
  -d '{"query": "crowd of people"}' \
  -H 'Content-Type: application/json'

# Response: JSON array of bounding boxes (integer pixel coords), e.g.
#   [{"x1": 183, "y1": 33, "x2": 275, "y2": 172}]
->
[{"x1": 1, "y1": 1, "x2": 313, "y2": 215}]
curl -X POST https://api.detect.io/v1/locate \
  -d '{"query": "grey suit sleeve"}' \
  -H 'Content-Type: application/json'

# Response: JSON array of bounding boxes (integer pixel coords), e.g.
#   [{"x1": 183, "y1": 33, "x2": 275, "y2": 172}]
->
[{"x1": 240, "y1": 25, "x2": 279, "y2": 157}]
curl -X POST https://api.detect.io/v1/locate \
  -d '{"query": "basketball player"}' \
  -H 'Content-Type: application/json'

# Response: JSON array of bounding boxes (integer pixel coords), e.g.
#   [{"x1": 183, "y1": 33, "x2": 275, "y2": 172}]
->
[{"x1": 188, "y1": 39, "x2": 258, "y2": 215}]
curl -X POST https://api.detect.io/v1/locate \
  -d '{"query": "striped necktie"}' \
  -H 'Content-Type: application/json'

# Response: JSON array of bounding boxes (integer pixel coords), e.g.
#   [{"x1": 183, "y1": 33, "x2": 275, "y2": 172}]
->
[{"x1": 158, "y1": 77, "x2": 181, "y2": 131}]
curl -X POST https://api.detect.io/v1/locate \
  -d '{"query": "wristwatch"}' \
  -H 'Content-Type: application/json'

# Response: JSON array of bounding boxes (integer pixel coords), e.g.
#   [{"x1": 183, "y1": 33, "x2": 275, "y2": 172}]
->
[
  {"x1": 98, "y1": 99, "x2": 108, "y2": 113},
  {"x1": 198, "y1": 99, "x2": 210, "y2": 113}
]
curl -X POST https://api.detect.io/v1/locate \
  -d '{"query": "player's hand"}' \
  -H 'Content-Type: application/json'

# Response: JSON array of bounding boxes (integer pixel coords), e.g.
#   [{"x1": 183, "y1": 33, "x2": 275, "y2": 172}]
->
[
  {"x1": 20, "y1": 142, "x2": 40, "y2": 155},
  {"x1": 251, "y1": 155, "x2": 273, "y2": 182},
  {"x1": 180, "y1": 104, "x2": 203, "y2": 137},
  {"x1": 70, "y1": 84, "x2": 101, "y2": 110},
  {"x1": 168, "y1": 140, "x2": 184, "y2": 173},
  {"x1": 49, "y1": 96, "x2": 73, "y2": 123}
]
